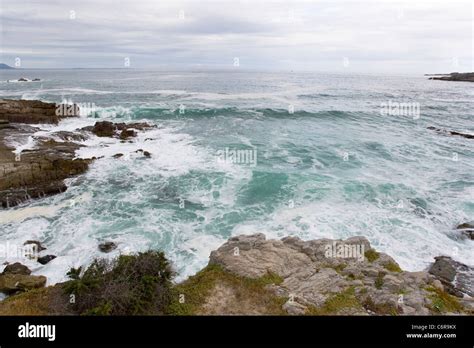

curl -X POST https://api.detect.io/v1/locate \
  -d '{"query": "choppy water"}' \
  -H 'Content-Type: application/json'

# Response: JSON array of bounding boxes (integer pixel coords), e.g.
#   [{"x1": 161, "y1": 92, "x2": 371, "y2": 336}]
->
[{"x1": 0, "y1": 69, "x2": 473, "y2": 284}]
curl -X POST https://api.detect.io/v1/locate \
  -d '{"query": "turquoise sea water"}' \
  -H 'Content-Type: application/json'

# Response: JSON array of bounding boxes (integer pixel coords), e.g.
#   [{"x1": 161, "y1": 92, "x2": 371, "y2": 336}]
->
[{"x1": 0, "y1": 69, "x2": 473, "y2": 283}]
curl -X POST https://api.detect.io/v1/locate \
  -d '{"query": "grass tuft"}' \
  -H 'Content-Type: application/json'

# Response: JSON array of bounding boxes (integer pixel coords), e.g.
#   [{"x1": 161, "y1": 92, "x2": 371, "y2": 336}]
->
[
  {"x1": 306, "y1": 287, "x2": 363, "y2": 315},
  {"x1": 426, "y1": 286, "x2": 463, "y2": 313},
  {"x1": 364, "y1": 249, "x2": 380, "y2": 263},
  {"x1": 384, "y1": 261, "x2": 402, "y2": 273},
  {"x1": 167, "y1": 265, "x2": 286, "y2": 315}
]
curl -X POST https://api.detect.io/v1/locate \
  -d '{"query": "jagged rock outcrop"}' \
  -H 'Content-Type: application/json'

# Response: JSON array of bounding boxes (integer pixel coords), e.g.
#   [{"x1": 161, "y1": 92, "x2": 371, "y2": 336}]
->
[
  {"x1": 2, "y1": 262, "x2": 31, "y2": 276},
  {"x1": 455, "y1": 222, "x2": 474, "y2": 240},
  {"x1": 0, "y1": 99, "x2": 91, "y2": 207},
  {"x1": 428, "y1": 256, "x2": 473, "y2": 298},
  {"x1": 210, "y1": 234, "x2": 473, "y2": 315},
  {"x1": 0, "y1": 99, "x2": 157, "y2": 208},
  {"x1": 0, "y1": 132, "x2": 91, "y2": 208},
  {"x1": 0, "y1": 264, "x2": 46, "y2": 294},
  {"x1": 0, "y1": 99, "x2": 78, "y2": 124},
  {"x1": 82, "y1": 121, "x2": 154, "y2": 138}
]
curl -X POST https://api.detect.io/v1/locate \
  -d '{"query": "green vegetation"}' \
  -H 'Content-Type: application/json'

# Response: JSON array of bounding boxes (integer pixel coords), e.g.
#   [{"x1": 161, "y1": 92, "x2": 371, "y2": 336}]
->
[
  {"x1": 333, "y1": 263, "x2": 347, "y2": 274},
  {"x1": 167, "y1": 264, "x2": 285, "y2": 315},
  {"x1": 375, "y1": 272, "x2": 385, "y2": 289},
  {"x1": 307, "y1": 287, "x2": 363, "y2": 315},
  {"x1": 64, "y1": 251, "x2": 174, "y2": 315},
  {"x1": 383, "y1": 261, "x2": 402, "y2": 273},
  {"x1": 426, "y1": 286, "x2": 463, "y2": 313},
  {"x1": 346, "y1": 273, "x2": 356, "y2": 281},
  {"x1": 0, "y1": 287, "x2": 52, "y2": 315},
  {"x1": 364, "y1": 249, "x2": 380, "y2": 263}
]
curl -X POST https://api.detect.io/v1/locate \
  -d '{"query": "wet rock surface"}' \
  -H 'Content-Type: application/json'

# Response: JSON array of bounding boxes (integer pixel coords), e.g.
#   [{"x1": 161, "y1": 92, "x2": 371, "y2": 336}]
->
[
  {"x1": 2, "y1": 262, "x2": 31, "y2": 276},
  {"x1": 37, "y1": 255, "x2": 57, "y2": 265},
  {"x1": 427, "y1": 126, "x2": 474, "y2": 140},
  {"x1": 0, "y1": 99, "x2": 156, "y2": 208},
  {"x1": 0, "y1": 130, "x2": 91, "y2": 208},
  {"x1": 428, "y1": 256, "x2": 473, "y2": 297},
  {"x1": 0, "y1": 99, "x2": 77, "y2": 124},
  {"x1": 98, "y1": 242, "x2": 117, "y2": 253},
  {"x1": 455, "y1": 222, "x2": 474, "y2": 240},
  {"x1": 83, "y1": 121, "x2": 154, "y2": 138},
  {"x1": 0, "y1": 99, "x2": 93, "y2": 208}
]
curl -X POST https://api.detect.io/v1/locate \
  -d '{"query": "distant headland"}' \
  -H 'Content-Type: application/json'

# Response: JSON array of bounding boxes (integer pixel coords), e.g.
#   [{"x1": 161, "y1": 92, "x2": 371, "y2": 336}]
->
[
  {"x1": 427, "y1": 72, "x2": 474, "y2": 82},
  {"x1": 0, "y1": 63, "x2": 14, "y2": 69}
]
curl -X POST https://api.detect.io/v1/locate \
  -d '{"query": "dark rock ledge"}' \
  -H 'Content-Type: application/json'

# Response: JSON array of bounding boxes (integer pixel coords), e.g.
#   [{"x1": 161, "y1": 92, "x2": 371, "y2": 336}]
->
[
  {"x1": 0, "y1": 99, "x2": 154, "y2": 208},
  {"x1": 428, "y1": 72, "x2": 474, "y2": 82}
]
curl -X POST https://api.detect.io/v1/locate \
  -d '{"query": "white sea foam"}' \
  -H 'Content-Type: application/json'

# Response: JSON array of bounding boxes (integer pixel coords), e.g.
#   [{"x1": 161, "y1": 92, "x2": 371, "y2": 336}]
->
[{"x1": 1, "y1": 72, "x2": 472, "y2": 287}]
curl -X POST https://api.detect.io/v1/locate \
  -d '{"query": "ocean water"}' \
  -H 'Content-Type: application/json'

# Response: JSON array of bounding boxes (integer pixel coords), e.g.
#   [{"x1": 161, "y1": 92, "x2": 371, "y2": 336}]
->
[{"x1": 0, "y1": 69, "x2": 473, "y2": 284}]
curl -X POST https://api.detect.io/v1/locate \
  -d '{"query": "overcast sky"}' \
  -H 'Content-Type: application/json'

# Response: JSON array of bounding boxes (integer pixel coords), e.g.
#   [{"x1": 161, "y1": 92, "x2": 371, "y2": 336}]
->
[{"x1": 0, "y1": 0, "x2": 472, "y2": 73}]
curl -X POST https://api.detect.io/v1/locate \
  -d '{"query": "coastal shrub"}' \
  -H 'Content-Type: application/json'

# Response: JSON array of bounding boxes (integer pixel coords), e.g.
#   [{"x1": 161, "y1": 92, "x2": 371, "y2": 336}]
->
[
  {"x1": 383, "y1": 261, "x2": 402, "y2": 273},
  {"x1": 374, "y1": 272, "x2": 385, "y2": 289},
  {"x1": 426, "y1": 286, "x2": 463, "y2": 313},
  {"x1": 364, "y1": 249, "x2": 380, "y2": 263},
  {"x1": 306, "y1": 287, "x2": 363, "y2": 315},
  {"x1": 333, "y1": 263, "x2": 347, "y2": 274},
  {"x1": 64, "y1": 251, "x2": 174, "y2": 315}
]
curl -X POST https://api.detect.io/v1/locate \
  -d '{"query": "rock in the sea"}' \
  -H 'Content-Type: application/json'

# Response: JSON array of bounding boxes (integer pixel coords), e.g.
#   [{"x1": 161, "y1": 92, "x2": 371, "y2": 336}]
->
[
  {"x1": 37, "y1": 255, "x2": 57, "y2": 265},
  {"x1": 84, "y1": 121, "x2": 154, "y2": 138},
  {"x1": 143, "y1": 151, "x2": 151, "y2": 158},
  {"x1": 0, "y1": 274, "x2": 46, "y2": 294},
  {"x1": 2, "y1": 262, "x2": 31, "y2": 275},
  {"x1": 119, "y1": 129, "x2": 136, "y2": 140},
  {"x1": 428, "y1": 256, "x2": 473, "y2": 297},
  {"x1": 113, "y1": 153, "x2": 124, "y2": 159},
  {"x1": 18, "y1": 77, "x2": 28, "y2": 82},
  {"x1": 50, "y1": 131, "x2": 88, "y2": 142},
  {"x1": 90, "y1": 121, "x2": 115, "y2": 137},
  {"x1": 455, "y1": 222, "x2": 474, "y2": 240},
  {"x1": 427, "y1": 126, "x2": 474, "y2": 140},
  {"x1": 98, "y1": 242, "x2": 117, "y2": 253}
]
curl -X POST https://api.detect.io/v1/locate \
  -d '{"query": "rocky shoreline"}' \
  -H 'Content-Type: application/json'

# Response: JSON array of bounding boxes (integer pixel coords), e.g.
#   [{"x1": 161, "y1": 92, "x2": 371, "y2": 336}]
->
[
  {"x1": 0, "y1": 98, "x2": 472, "y2": 316},
  {"x1": 428, "y1": 72, "x2": 474, "y2": 82},
  {"x1": 0, "y1": 99, "x2": 154, "y2": 208},
  {"x1": 0, "y1": 233, "x2": 473, "y2": 315}
]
